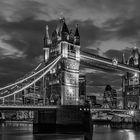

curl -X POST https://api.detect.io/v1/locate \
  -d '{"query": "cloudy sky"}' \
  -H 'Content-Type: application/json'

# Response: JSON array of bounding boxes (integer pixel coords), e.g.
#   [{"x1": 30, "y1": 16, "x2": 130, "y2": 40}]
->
[{"x1": 0, "y1": 0, "x2": 139, "y2": 99}]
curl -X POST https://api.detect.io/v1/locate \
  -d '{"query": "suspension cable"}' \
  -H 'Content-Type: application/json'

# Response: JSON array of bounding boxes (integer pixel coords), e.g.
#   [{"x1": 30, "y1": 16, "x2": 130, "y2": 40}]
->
[
  {"x1": 0, "y1": 57, "x2": 59, "y2": 91},
  {"x1": 0, "y1": 56, "x2": 61, "y2": 99}
]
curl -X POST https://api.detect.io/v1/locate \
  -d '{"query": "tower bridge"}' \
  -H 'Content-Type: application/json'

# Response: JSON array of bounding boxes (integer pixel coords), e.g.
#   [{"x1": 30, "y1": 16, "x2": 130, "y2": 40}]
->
[{"x1": 0, "y1": 18, "x2": 140, "y2": 134}]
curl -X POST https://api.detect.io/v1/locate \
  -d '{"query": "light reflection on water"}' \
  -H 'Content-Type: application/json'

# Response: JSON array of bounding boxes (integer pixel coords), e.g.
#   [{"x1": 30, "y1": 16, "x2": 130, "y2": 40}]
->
[
  {"x1": 0, "y1": 123, "x2": 140, "y2": 140},
  {"x1": 120, "y1": 130, "x2": 135, "y2": 140},
  {"x1": 0, "y1": 122, "x2": 84, "y2": 140},
  {"x1": 92, "y1": 125, "x2": 140, "y2": 140}
]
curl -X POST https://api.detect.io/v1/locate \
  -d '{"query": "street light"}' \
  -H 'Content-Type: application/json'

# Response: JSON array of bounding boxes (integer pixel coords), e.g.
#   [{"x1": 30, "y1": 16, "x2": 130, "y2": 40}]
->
[{"x1": 129, "y1": 110, "x2": 135, "y2": 116}]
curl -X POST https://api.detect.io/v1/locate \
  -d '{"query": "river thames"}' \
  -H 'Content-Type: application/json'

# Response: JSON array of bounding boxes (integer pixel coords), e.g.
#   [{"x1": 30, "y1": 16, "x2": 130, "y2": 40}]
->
[{"x1": 0, "y1": 122, "x2": 140, "y2": 140}]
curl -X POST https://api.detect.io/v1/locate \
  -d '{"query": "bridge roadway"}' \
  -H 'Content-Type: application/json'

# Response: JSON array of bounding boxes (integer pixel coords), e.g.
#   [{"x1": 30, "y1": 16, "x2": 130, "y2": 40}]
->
[
  {"x1": 90, "y1": 108, "x2": 139, "y2": 113},
  {"x1": 0, "y1": 105, "x2": 91, "y2": 111},
  {"x1": 0, "y1": 105, "x2": 58, "y2": 110},
  {"x1": 0, "y1": 105, "x2": 136, "y2": 113}
]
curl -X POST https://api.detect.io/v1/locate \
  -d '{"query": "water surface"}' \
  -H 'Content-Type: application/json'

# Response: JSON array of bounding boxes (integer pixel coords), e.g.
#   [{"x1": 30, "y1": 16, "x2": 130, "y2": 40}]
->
[{"x1": 0, "y1": 122, "x2": 140, "y2": 140}]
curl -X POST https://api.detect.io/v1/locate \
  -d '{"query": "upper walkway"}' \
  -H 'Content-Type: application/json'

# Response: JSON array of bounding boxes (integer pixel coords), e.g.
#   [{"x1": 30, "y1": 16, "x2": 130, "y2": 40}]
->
[{"x1": 81, "y1": 50, "x2": 140, "y2": 74}]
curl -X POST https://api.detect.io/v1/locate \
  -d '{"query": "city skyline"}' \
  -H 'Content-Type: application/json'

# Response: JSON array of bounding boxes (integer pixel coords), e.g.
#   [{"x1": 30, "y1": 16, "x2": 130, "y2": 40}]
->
[{"x1": 0, "y1": 0, "x2": 139, "y2": 96}]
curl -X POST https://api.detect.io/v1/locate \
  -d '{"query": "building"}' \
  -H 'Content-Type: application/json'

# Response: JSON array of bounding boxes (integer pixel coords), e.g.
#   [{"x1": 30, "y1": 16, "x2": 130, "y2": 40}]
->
[
  {"x1": 87, "y1": 95, "x2": 96, "y2": 107},
  {"x1": 103, "y1": 85, "x2": 117, "y2": 109},
  {"x1": 79, "y1": 75, "x2": 86, "y2": 96},
  {"x1": 122, "y1": 47, "x2": 140, "y2": 109},
  {"x1": 79, "y1": 75, "x2": 86, "y2": 105}
]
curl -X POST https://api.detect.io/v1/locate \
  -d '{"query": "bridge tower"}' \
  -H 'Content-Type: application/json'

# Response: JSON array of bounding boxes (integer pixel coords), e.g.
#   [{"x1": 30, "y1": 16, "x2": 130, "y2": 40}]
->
[
  {"x1": 33, "y1": 19, "x2": 92, "y2": 138},
  {"x1": 44, "y1": 18, "x2": 80, "y2": 105},
  {"x1": 122, "y1": 47, "x2": 140, "y2": 109},
  {"x1": 60, "y1": 21, "x2": 80, "y2": 105}
]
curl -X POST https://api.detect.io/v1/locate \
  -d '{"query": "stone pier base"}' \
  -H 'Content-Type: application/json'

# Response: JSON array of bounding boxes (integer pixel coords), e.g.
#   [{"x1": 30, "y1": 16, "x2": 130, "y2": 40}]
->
[{"x1": 33, "y1": 105, "x2": 93, "y2": 138}]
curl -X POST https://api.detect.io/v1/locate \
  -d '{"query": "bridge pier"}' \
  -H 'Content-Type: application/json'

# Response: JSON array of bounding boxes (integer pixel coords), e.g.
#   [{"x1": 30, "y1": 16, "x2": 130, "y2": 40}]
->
[
  {"x1": 33, "y1": 105, "x2": 92, "y2": 139},
  {"x1": 33, "y1": 108, "x2": 56, "y2": 133}
]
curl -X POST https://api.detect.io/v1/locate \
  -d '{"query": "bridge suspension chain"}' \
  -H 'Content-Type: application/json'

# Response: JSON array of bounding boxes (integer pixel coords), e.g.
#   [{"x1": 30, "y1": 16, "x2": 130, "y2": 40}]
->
[
  {"x1": 0, "y1": 57, "x2": 61, "y2": 99},
  {"x1": 0, "y1": 59, "x2": 57, "y2": 91},
  {"x1": 0, "y1": 56, "x2": 61, "y2": 101},
  {"x1": 0, "y1": 62, "x2": 42, "y2": 91}
]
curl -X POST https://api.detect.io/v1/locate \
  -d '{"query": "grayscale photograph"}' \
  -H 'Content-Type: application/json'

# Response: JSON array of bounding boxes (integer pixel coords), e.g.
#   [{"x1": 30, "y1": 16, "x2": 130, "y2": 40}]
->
[{"x1": 0, "y1": 0, "x2": 140, "y2": 140}]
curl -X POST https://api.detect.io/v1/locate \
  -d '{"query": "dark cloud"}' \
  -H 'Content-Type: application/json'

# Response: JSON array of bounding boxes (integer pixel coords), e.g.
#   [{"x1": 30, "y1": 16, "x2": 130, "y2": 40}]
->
[
  {"x1": 104, "y1": 50, "x2": 123, "y2": 62},
  {"x1": 0, "y1": 0, "x2": 44, "y2": 22},
  {"x1": 0, "y1": 17, "x2": 100, "y2": 85},
  {"x1": 103, "y1": 16, "x2": 140, "y2": 41},
  {"x1": 0, "y1": 17, "x2": 59, "y2": 59},
  {"x1": 0, "y1": 17, "x2": 57, "y2": 86},
  {"x1": 86, "y1": 72, "x2": 121, "y2": 95},
  {"x1": 69, "y1": 20, "x2": 117, "y2": 50},
  {"x1": 78, "y1": 20, "x2": 101, "y2": 48},
  {"x1": 0, "y1": 57, "x2": 34, "y2": 86},
  {"x1": 68, "y1": 20, "x2": 102, "y2": 49},
  {"x1": 0, "y1": 17, "x2": 103, "y2": 59},
  {"x1": 117, "y1": 18, "x2": 140, "y2": 39},
  {"x1": 0, "y1": 0, "x2": 140, "y2": 95},
  {"x1": 0, "y1": 17, "x2": 133, "y2": 91}
]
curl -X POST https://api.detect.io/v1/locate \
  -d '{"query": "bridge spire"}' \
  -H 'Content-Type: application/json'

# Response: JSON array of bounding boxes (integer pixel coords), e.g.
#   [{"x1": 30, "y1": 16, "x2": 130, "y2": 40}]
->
[
  {"x1": 69, "y1": 29, "x2": 74, "y2": 43},
  {"x1": 131, "y1": 44, "x2": 139, "y2": 66},
  {"x1": 55, "y1": 17, "x2": 69, "y2": 41},
  {"x1": 122, "y1": 53, "x2": 126, "y2": 64},
  {"x1": 74, "y1": 24, "x2": 80, "y2": 45},
  {"x1": 44, "y1": 25, "x2": 51, "y2": 48},
  {"x1": 61, "y1": 18, "x2": 69, "y2": 41},
  {"x1": 43, "y1": 25, "x2": 51, "y2": 62},
  {"x1": 61, "y1": 18, "x2": 69, "y2": 34}
]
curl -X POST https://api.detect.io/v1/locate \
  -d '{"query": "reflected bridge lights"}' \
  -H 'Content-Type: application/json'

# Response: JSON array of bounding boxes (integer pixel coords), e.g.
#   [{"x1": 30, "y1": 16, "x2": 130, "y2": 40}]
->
[{"x1": 134, "y1": 72, "x2": 138, "y2": 78}]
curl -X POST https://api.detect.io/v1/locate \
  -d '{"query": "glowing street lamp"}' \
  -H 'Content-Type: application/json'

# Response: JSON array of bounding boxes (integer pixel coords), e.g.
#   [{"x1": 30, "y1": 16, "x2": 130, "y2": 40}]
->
[
  {"x1": 134, "y1": 72, "x2": 138, "y2": 78},
  {"x1": 129, "y1": 110, "x2": 135, "y2": 116}
]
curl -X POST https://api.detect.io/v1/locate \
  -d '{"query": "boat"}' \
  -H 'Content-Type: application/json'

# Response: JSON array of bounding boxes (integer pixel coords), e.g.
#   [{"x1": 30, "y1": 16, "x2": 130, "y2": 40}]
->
[{"x1": 110, "y1": 113, "x2": 140, "y2": 129}]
